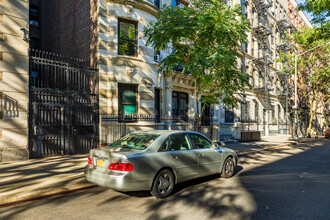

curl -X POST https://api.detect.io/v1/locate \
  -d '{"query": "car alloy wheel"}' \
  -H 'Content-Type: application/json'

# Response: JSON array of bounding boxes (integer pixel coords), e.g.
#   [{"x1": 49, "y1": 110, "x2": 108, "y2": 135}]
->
[
  {"x1": 151, "y1": 169, "x2": 174, "y2": 199},
  {"x1": 222, "y1": 157, "x2": 234, "y2": 178}
]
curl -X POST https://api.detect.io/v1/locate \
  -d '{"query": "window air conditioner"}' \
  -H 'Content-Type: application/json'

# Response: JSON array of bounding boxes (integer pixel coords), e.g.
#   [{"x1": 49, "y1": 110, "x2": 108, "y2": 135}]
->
[{"x1": 154, "y1": 55, "x2": 161, "y2": 62}]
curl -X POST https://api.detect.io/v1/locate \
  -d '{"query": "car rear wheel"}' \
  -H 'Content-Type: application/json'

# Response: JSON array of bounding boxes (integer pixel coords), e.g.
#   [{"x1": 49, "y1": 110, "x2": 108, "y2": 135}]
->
[
  {"x1": 151, "y1": 169, "x2": 175, "y2": 199},
  {"x1": 221, "y1": 157, "x2": 234, "y2": 178}
]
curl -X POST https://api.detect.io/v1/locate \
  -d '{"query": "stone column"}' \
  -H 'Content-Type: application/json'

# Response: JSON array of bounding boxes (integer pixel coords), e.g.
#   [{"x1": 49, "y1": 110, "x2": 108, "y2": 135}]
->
[
  {"x1": 264, "y1": 109, "x2": 270, "y2": 136},
  {"x1": 212, "y1": 104, "x2": 221, "y2": 142},
  {"x1": 164, "y1": 76, "x2": 173, "y2": 130}
]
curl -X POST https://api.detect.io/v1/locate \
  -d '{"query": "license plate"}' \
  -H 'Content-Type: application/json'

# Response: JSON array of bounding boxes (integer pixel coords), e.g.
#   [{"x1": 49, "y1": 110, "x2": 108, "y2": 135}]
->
[{"x1": 96, "y1": 159, "x2": 105, "y2": 167}]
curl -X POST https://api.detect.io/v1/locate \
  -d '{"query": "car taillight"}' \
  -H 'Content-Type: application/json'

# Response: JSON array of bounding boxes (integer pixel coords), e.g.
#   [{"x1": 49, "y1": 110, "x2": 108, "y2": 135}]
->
[
  {"x1": 108, "y1": 163, "x2": 133, "y2": 171},
  {"x1": 88, "y1": 157, "x2": 93, "y2": 165}
]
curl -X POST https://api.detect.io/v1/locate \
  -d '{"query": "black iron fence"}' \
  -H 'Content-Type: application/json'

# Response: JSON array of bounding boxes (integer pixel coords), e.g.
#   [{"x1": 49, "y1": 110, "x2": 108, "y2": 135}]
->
[
  {"x1": 29, "y1": 50, "x2": 99, "y2": 157},
  {"x1": 100, "y1": 114, "x2": 214, "y2": 146}
]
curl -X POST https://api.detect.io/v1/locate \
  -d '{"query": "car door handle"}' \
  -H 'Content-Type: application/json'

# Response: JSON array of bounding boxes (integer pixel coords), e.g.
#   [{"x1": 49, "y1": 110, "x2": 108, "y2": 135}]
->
[
  {"x1": 199, "y1": 154, "x2": 205, "y2": 157},
  {"x1": 171, "y1": 156, "x2": 178, "y2": 159}
]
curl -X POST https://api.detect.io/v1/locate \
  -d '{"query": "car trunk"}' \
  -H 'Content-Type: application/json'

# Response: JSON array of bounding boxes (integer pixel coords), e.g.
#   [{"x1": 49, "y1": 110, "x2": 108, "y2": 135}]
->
[{"x1": 88, "y1": 147, "x2": 140, "y2": 170}]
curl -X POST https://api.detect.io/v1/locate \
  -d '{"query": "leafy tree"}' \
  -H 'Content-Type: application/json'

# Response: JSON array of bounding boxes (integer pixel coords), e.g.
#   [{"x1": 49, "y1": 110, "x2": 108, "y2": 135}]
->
[
  {"x1": 299, "y1": 0, "x2": 329, "y2": 40},
  {"x1": 279, "y1": 27, "x2": 330, "y2": 137},
  {"x1": 144, "y1": 0, "x2": 250, "y2": 131}
]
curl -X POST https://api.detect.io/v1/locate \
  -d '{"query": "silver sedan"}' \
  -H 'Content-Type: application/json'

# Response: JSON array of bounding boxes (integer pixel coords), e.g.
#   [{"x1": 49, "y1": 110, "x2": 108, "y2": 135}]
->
[{"x1": 84, "y1": 130, "x2": 238, "y2": 198}]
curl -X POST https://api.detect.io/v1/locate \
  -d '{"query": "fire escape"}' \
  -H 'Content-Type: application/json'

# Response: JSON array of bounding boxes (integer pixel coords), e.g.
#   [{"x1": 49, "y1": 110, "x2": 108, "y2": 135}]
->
[
  {"x1": 275, "y1": 9, "x2": 294, "y2": 128},
  {"x1": 252, "y1": 0, "x2": 273, "y2": 111}
]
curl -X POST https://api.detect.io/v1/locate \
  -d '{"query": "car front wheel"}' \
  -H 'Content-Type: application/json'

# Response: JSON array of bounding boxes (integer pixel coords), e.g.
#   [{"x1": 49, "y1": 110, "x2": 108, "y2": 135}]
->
[
  {"x1": 221, "y1": 157, "x2": 235, "y2": 178},
  {"x1": 151, "y1": 169, "x2": 175, "y2": 199}
]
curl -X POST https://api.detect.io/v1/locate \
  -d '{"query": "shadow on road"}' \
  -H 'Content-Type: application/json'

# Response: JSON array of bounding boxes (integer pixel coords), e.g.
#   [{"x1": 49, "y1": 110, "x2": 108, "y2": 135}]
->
[{"x1": 1, "y1": 140, "x2": 328, "y2": 220}]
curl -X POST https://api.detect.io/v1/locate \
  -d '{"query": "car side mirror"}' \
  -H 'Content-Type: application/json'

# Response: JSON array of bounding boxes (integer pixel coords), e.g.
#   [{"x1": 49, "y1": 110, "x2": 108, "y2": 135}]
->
[{"x1": 213, "y1": 142, "x2": 221, "y2": 149}]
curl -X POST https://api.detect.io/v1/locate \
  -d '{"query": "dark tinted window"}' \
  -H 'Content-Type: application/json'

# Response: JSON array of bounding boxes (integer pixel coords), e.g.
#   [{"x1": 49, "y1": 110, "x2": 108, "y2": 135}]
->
[
  {"x1": 170, "y1": 133, "x2": 192, "y2": 151},
  {"x1": 118, "y1": 19, "x2": 137, "y2": 56},
  {"x1": 159, "y1": 138, "x2": 170, "y2": 152},
  {"x1": 190, "y1": 133, "x2": 212, "y2": 149},
  {"x1": 172, "y1": 91, "x2": 188, "y2": 121},
  {"x1": 110, "y1": 133, "x2": 159, "y2": 150}
]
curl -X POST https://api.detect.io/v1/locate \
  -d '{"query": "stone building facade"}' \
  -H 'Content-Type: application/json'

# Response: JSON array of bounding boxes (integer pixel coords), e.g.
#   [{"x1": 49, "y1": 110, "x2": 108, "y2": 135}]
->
[
  {"x1": 0, "y1": 0, "x2": 29, "y2": 161},
  {"x1": 1, "y1": 0, "x2": 315, "y2": 161},
  {"x1": 96, "y1": 0, "x2": 221, "y2": 145}
]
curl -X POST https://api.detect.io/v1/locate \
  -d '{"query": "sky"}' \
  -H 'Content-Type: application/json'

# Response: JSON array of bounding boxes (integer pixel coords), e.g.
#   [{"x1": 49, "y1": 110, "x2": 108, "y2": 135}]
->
[{"x1": 295, "y1": 0, "x2": 314, "y2": 24}]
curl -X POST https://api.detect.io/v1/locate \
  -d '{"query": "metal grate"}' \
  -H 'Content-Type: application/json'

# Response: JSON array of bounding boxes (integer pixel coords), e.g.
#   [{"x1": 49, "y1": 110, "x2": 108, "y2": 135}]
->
[{"x1": 29, "y1": 49, "x2": 99, "y2": 157}]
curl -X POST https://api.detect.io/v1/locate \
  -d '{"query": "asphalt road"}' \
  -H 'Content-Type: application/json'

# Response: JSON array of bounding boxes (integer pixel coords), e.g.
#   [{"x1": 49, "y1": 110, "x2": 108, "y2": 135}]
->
[{"x1": 1, "y1": 140, "x2": 329, "y2": 220}]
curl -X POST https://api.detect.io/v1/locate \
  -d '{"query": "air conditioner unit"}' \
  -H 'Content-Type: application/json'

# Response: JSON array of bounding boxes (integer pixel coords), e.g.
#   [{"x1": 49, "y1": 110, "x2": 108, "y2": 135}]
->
[{"x1": 154, "y1": 55, "x2": 161, "y2": 62}]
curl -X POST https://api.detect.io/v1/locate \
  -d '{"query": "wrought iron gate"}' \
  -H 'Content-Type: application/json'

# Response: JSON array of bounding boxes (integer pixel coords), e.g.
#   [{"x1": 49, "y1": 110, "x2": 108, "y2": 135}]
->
[{"x1": 29, "y1": 50, "x2": 99, "y2": 157}]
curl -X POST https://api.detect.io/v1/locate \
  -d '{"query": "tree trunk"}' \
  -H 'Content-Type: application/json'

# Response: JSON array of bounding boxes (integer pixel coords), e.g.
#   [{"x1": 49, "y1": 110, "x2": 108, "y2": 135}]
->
[
  {"x1": 307, "y1": 99, "x2": 318, "y2": 138},
  {"x1": 195, "y1": 77, "x2": 200, "y2": 132}
]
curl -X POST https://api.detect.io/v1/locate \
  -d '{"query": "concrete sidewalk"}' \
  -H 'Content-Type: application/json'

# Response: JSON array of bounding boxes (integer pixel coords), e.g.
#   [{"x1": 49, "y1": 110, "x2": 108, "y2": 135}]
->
[{"x1": 0, "y1": 135, "x2": 320, "y2": 207}]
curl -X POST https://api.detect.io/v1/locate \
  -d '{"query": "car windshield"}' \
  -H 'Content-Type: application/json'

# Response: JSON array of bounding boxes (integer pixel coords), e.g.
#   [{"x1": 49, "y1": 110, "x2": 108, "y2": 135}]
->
[{"x1": 110, "y1": 133, "x2": 160, "y2": 150}]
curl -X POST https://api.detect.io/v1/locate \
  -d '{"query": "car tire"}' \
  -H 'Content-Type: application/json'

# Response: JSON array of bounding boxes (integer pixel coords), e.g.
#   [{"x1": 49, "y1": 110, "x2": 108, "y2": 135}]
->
[
  {"x1": 151, "y1": 169, "x2": 175, "y2": 199},
  {"x1": 221, "y1": 157, "x2": 235, "y2": 178}
]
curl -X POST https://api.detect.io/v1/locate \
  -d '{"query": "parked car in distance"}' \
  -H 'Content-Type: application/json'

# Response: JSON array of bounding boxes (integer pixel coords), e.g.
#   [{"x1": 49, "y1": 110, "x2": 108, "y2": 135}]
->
[
  {"x1": 85, "y1": 130, "x2": 238, "y2": 198},
  {"x1": 325, "y1": 125, "x2": 330, "y2": 139}
]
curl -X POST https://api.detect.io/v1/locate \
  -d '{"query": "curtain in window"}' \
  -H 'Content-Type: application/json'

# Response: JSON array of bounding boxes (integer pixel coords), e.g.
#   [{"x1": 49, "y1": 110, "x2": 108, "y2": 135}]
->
[{"x1": 119, "y1": 84, "x2": 137, "y2": 114}]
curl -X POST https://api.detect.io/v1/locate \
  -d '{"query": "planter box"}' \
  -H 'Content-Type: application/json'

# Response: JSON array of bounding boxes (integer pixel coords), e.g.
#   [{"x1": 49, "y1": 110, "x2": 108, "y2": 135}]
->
[
  {"x1": 241, "y1": 131, "x2": 252, "y2": 141},
  {"x1": 240, "y1": 131, "x2": 261, "y2": 141},
  {"x1": 251, "y1": 131, "x2": 261, "y2": 141}
]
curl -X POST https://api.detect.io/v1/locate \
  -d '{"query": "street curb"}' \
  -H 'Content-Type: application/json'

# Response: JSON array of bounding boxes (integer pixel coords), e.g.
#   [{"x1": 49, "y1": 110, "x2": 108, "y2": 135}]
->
[{"x1": 0, "y1": 138, "x2": 324, "y2": 208}]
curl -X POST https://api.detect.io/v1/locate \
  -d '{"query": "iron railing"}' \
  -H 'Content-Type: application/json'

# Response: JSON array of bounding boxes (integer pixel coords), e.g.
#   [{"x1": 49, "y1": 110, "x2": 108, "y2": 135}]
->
[{"x1": 29, "y1": 49, "x2": 99, "y2": 157}]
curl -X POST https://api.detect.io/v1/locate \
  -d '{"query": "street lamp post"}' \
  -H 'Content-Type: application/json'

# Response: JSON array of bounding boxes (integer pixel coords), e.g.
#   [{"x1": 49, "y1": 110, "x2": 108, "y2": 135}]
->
[{"x1": 293, "y1": 41, "x2": 330, "y2": 141}]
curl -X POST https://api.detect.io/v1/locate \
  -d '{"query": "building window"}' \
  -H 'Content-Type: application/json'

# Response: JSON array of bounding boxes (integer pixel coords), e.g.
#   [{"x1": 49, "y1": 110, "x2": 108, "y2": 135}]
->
[
  {"x1": 154, "y1": 50, "x2": 161, "y2": 62},
  {"x1": 245, "y1": 41, "x2": 248, "y2": 53},
  {"x1": 225, "y1": 110, "x2": 234, "y2": 123},
  {"x1": 152, "y1": 0, "x2": 160, "y2": 8},
  {"x1": 254, "y1": 102, "x2": 259, "y2": 122},
  {"x1": 245, "y1": 101, "x2": 250, "y2": 121},
  {"x1": 241, "y1": 0, "x2": 245, "y2": 13},
  {"x1": 201, "y1": 99, "x2": 211, "y2": 126},
  {"x1": 118, "y1": 19, "x2": 137, "y2": 56},
  {"x1": 30, "y1": 37, "x2": 40, "y2": 50},
  {"x1": 29, "y1": 5, "x2": 39, "y2": 27},
  {"x1": 172, "y1": 91, "x2": 188, "y2": 121},
  {"x1": 172, "y1": 0, "x2": 180, "y2": 6},
  {"x1": 118, "y1": 84, "x2": 137, "y2": 115},
  {"x1": 271, "y1": 105, "x2": 276, "y2": 124},
  {"x1": 154, "y1": 88, "x2": 160, "y2": 116}
]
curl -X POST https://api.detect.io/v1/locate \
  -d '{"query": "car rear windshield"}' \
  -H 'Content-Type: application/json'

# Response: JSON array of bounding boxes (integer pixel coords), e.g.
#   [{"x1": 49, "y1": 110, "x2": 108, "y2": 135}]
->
[{"x1": 110, "y1": 133, "x2": 160, "y2": 150}]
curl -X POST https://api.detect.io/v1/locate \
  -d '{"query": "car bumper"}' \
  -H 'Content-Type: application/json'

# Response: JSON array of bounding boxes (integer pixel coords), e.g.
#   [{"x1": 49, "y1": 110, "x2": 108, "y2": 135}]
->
[{"x1": 84, "y1": 165, "x2": 151, "y2": 192}]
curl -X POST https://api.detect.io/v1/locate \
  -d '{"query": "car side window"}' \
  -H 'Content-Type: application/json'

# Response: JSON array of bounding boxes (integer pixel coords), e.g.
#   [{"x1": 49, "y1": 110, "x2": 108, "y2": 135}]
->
[
  {"x1": 170, "y1": 133, "x2": 192, "y2": 151},
  {"x1": 190, "y1": 133, "x2": 213, "y2": 149},
  {"x1": 158, "y1": 138, "x2": 170, "y2": 152}
]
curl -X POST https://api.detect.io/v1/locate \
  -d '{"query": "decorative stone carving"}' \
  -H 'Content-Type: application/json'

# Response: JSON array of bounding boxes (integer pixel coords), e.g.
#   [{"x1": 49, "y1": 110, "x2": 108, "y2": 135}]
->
[
  {"x1": 165, "y1": 85, "x2": 173, "y2": 90},
  {"x1": 126, "y1": 4, "x2": 134, "y2": 15}
]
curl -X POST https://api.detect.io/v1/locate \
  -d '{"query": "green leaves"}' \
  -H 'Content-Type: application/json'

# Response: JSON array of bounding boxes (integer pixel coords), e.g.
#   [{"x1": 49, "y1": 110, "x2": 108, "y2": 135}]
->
[
  {"x1": 298, "y1": 0, "x2": 329, "y2": 40},
  {"x1": 299, "y1": 0, "x2": 330, "y2": 24},
  {"x1": 278, "y1": 26, "x2": 329, "y2": 135},
  {"x1": 144, "y1": 0, "x2": 250, "y2": 129}
]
